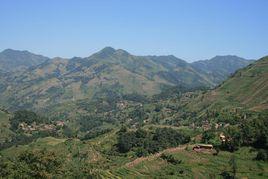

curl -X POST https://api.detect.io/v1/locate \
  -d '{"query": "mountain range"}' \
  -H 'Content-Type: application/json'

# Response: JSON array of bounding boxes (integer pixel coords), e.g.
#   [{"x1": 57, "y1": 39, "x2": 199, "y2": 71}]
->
[
  {"x1": 0, "y1": 47, "x2": 253, "y2": 111},
  {"x1": 0, "y1": 48, "x2": 267, "y2": 178}
]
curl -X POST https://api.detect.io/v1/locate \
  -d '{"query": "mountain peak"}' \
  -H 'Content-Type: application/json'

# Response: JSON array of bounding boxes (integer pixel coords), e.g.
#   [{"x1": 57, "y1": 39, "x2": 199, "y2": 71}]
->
[
  {"x1": 2, "y1": 48, "x2": 28, "y2": 55},
  {"x1": 211, "y1": 55, "x2": 245, "y2": 61},
  {"x1": 100, "y1": 46, "x2": 116, "y2": 53},
  {"x1": 0, "y1": 49, "x2": 49, "y2": 72},
  {"x1": 92, "y1": 47, "x2": 132, "y2": 59},
  {"x1": 91, "y1": 47, "x2": 116, "y2": 58}
]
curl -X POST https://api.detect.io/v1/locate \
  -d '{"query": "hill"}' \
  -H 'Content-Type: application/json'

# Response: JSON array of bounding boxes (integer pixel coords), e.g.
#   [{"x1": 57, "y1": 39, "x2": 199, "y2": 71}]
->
[
  {"x1": 187, "y1": 56, "x2": 268, "y2": 113},
  {"x1": 0, "y1": 49, "x2": 49, "y2": 72},
  {"x1": 191, "y1": 55, "x2": 254, "y2": 84}
]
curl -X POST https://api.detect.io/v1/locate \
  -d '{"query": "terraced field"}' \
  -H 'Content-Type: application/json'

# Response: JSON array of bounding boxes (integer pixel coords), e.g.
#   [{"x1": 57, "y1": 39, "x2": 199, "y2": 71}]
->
[{"x1": 111, "y1": 147, "x2": 268, "y2": 178}]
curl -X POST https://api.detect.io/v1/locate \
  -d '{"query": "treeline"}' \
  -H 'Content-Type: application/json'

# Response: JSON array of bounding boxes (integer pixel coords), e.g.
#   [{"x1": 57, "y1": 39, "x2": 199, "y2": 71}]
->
[
  {"x1": 82, "y1": 128, "x2": 112, "y2": 140},
  {"x1": 0, "y1": 110, "x2": 60, "y2": 150},
  {"x1": 10, "y1": 110, "x2": 50, "y2": 131},
  {"x1": 116, "y1": 127, "x2": 190, "y2": 156},
  {"x1": 0, "y1": 149, "x2": 62, "y2": 178},
  {"x1": 152, "y1": 85, "x2": 209, "y2": 101},
  {"x1": 0, "y1": 130, "x2": 57, "y2": 150},
  {"x1": 202, "y1": 112, "x2": 268, "y2": 161}
]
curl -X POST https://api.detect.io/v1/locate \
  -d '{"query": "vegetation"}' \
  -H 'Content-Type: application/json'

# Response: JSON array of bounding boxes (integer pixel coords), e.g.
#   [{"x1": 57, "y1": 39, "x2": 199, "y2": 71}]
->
[
  {"x1": 10, "y1": 110, "x2": 49, "y2": 131},
  {"x1": 0, "y1": 48, "x2": 252, "y2": 111},
  {"x1": 0, "y1": 51, "x2": 266, "y2": 177},
  {"x1": 0, "y1": 149, "x2": 62, "y2": 178},
  {"x1": 117, "y1": 127, "x2": 190, "y2": 155},
  {"x1": 160, "y1": 153, "x2": 182, "y2": 165}
]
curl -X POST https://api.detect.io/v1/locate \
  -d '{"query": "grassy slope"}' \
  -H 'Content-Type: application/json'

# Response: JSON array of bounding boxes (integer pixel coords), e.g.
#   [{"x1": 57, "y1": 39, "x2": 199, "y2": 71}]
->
[
  {"x1": 187, "y1": 56, "x2": 268, "y2": 113},
  {"x1": 113, "y1": 147, "x2": 268, "y2": 178},
  {"x1": 0, "y1": 136, "x2": 106, "y2": 175},
  {"x1": 1, "y1": 130, "x2": 267, "y2": 178}
]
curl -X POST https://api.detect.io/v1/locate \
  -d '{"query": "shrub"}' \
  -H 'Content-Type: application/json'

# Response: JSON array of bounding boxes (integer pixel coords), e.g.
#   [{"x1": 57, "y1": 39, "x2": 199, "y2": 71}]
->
[
  {"x1": 160, "y1": 153, "x2": 182, "y2": 165},
  {"x1": 256, "y1": 149, "x2": 268, "y2": 161}
]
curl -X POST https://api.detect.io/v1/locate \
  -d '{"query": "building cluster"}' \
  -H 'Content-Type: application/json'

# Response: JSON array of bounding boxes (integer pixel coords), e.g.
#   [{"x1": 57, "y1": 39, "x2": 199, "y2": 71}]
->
[{"x1": 19, "y1": 121, "x2": 65, "y2": 133}]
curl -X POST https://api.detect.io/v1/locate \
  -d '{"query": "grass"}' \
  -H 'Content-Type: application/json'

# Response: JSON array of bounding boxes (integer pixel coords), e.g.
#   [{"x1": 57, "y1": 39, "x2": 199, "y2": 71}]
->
[
  {"x1": 188, "y1": 57, "x2": 268, "y2": 113},
  {"x1": 1, "y1": 129, "x2": 267, "y2": 178},
  {"x1": 111, "y1": 147, "x2": 268, "y2": 178}
]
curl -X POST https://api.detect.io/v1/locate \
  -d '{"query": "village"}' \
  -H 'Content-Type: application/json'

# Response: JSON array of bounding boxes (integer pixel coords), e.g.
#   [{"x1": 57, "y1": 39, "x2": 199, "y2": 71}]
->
[{"x1": 19, "y1": 120, "x2": 65, "y2": 133}]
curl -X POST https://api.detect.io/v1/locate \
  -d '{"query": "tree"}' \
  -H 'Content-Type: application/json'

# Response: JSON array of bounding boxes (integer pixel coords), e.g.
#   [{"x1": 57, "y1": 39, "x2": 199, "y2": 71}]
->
[
  {"x1": 201, "y1": 130, "x2": 215, "y2": 144},
  {"x1": 0, "y1": 149, "x2": 63, "y2": 178},
  {"x1": 224, "y1": 126, "x2": 242, "y2": 152},
  {"x1": 10, "y1": 110, "x2": 47, "y2": 131},
  {"x1": 63, "y1": 126, "x2": 75, "y2": 138}
]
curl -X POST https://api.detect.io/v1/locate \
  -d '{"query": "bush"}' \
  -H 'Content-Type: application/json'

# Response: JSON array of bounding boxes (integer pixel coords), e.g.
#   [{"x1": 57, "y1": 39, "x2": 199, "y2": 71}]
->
[
  {"x1": 0, "y1": 149, "x2": 63, "y2": 178},
  {"x1": 135, "y1": 147, "x2": 149, "y2": 157},
  {"x1": 82, "y1": 128, "x2": 112, "y2": 140},
  {"x1": 117, "y1": 127, "x2": 190, "y2": 154},
  {"x1": 256, "y1": 149, "x2": 268, "y2": 161},
  {"x1": 160, "y1": 153, "x2": 182, "y2": 165}
]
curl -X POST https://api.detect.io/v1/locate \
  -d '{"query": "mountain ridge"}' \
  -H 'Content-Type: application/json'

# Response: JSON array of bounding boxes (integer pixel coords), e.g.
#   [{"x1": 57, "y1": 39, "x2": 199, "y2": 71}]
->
[
  {"x1": 186, "y1": 55, "x2": 268, "y2": 112},
  {"x1": 0, "y1": 47, "x2": 254, "y2": 111},
  {"x1": 0, "y1": 49, "x2": 49, "y2": 72}
]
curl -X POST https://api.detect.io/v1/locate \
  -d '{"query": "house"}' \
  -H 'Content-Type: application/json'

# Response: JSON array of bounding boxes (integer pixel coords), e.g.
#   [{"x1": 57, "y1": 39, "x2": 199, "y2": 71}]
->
[
  {"x1": 56, "y1": 121, "x2": 65, "y2": 127},
  {"x1": 19, "y1": 122, "x2": 28, "y2": 131},
  {"x1": 202, "y1": 120, "x2": 211, "y2": 131},
  {"x1": 117, "y1": 101, "x2": 128, "y2": 109},
  {"x1": 193, "y1": 144, "x2": 213, "y2": 151},
  {"x1": 220, "y1": 133, "x2": 226, "y2": 142}
]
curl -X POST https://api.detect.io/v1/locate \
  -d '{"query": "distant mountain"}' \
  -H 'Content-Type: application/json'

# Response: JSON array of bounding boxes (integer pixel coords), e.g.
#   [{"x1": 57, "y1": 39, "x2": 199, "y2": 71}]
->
[
  {"x1": 0, "y1": 49, "x2": 49, "y2": 72},
  {"x1": 0, "y1": 47, "x2": 212, "y2": 110},
  {"x1": 187, "y1": 56, "x2": 268, "y2": 112},
  {"x1": 0, "y1": 47, "x2": 254, "y2": 111},
  {"x1": 191, "y1": 55, "x2": 254, "y2": 84}
]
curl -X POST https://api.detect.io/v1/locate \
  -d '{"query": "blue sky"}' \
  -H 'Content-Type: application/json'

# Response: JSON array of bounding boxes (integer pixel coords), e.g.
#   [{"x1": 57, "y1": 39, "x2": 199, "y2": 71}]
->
[{"x1": 0, "y1": 0, "x2": 268, "y2": 61}]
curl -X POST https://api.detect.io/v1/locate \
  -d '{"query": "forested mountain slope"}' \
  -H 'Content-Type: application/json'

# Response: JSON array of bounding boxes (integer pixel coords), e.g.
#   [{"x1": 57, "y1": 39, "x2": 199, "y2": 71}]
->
[{"x1": 0, "y1": 47, "x2": 253, "y2": 112}]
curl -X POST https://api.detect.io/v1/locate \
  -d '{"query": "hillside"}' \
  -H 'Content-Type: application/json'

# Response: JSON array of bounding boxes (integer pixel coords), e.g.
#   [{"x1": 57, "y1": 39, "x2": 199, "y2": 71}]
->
[
  {"x1": 0, "y1": 109, "x2": 13, "y2": 144},
  {"x1": 0, "y1": 49, "x2": 49, "y2": 72},
  {"x1": 187, "y1": 56, "x2": 268, "y2": 112},
  {"x1": 1, "y1": 128, "x2": 267, "y2": 178},
  {"x1": 0, "y1": 54, "x2": 267, "y2": 178},
  {"x1": 191, "y1": 55, "x2": 254, "y2": 84},
  {"x1": 0, "y1": 47, "x2": 252, "y2": 112}
]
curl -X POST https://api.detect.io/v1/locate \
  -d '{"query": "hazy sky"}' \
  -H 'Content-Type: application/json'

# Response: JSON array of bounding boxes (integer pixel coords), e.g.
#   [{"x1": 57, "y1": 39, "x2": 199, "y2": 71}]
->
[{"x1": 1, "y1": 0, "x2": 268, "y2": 62}]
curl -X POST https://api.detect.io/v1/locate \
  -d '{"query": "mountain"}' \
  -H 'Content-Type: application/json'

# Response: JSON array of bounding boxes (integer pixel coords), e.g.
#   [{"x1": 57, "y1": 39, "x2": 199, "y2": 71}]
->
[
  {"x1": 191, "y1": 55, "x2": 254, "y2": 84},
  {"x1": 187, "y1": 56, "x2": 268, "y2": 112},
  {"x1": 0, "y1": 47, "x2": 253, "y2": 111},
  {"x1": 0, "y1": 49, "x2": 49, "y2": 72},
  {"x1": 0, "y1": 47, "x2": 210, "y2": 110}
]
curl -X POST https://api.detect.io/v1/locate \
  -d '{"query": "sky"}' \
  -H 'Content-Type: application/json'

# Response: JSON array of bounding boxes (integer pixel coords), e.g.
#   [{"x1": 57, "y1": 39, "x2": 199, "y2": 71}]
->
[{"x1": 0, "y1": 0, "x2": 268, "y2": 62}]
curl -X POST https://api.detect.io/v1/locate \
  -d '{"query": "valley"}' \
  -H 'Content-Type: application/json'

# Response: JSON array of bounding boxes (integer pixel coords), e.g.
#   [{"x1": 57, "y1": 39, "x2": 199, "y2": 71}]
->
[{"x1": 0, "y1": 48, "x2": 267, "y2": 178}]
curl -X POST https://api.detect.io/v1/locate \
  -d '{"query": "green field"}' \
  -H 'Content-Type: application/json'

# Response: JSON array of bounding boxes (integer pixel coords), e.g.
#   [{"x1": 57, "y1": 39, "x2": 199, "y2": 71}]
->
[{"x1": 1, "y1": 135, "x2": 267, "y2": 178}]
